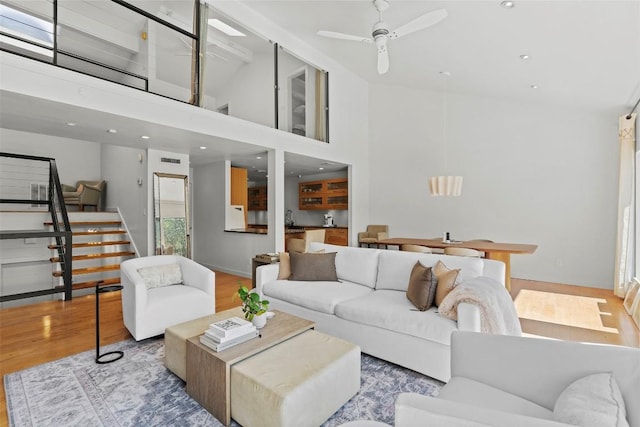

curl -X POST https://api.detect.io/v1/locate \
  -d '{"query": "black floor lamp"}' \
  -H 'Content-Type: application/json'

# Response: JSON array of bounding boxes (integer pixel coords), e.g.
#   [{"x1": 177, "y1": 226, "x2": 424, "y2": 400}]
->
[{"x1": 95, "y1": 283, "x2": 124, "y2": 364}]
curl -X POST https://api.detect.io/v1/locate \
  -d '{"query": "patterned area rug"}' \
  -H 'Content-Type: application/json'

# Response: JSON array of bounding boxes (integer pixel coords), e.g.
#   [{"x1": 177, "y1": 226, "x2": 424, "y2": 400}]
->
[{"x1": 5, "y1": 338, "x2": 442, "y2": 426}]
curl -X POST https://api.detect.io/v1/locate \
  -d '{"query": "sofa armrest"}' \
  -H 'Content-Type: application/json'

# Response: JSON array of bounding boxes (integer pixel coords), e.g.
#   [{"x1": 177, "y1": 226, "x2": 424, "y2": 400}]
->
[
  {"x1": 80, "y1": 184, "x2": 100, "y2": 202},
  {"x1": 61, "y1": 184, "x2": 77, "y2": 193},
  {"x1": 395, "y1": 393, "x2": 569, "y2": 427},
  {"x1": 376, "y1": 231, "x2": 389, "y2": 240},
  {"x1": 357, "y1": 231, "x2": 369, "y2": 241},
  {"x1": 255, "y1": 263, "x2": 279, "y2": 295},
  {"x1": 455, "y1": 302, "x2": 481, "y2": 332},
  {"x1": 450, "y1": 331, "x2": 640, "y2": 412}
]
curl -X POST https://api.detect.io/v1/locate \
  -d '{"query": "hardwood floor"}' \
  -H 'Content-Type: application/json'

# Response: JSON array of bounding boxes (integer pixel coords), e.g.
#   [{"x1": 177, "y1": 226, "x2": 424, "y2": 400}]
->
[{"x1": 0, "y1": 274, "x2": 637, "y2": 425}]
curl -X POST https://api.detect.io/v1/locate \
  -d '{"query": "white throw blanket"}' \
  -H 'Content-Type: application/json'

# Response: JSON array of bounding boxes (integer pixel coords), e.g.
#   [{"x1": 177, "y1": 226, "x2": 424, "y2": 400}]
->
[{"x1": 439, "y1": 276, "x2": 522, "y2": 336}]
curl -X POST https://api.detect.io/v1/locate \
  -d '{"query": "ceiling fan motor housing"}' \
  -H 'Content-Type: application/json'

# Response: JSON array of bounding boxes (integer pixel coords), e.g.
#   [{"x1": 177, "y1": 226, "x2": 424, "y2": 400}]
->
[{"x1": 372, "y1": 21, "x2": 390, "y2": 51}]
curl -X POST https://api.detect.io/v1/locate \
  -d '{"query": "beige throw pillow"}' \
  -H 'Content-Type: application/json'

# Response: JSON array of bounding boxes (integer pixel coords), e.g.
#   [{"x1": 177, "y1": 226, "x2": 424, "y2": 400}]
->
[
  {"x1": 406, "y1": 262, "x2": 438, "y2": 311},
  {"x1": 553, "y1": 373, "x2": 629, "y2": 427},
  {"x1": 289, "y1": 251, "x2": 338, "y2": 281},
  {"x1": 137, "y1": 263, "x2": 183, "y2": 289},
  {"x1": 434, "y1": 260, "x2": 460, "y2": 306},
  {"x1": 277, "y1": 252, "x2": 291, "y2": 280}
]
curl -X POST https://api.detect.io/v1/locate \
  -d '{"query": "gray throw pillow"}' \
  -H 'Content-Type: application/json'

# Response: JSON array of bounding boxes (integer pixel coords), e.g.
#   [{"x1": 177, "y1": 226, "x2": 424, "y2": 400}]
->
[
  {"x1": 406, "y1": 261, "x2": 438, "y2": 311},
  {"x1": 137, "y1": 263, "x2": 183, "y2": 289},
  {"x1": 288, "y1": 252, "x2": 338, "y2": 281}
]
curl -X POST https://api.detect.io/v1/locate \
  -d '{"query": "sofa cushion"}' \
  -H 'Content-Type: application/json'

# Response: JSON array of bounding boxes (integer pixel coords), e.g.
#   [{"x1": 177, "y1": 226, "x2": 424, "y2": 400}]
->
[
  {"x1": 289, "y1": 251, "x2": 338, "y2": 281},
  {"x1": 334, "y1": 289, "x2": 457, "y2": 345},
  {"x1": 262, "y1": 280, "x2": 372, "y2": 315},
  {"x1": 375, "y1": 250, "x2": 484, "y2": 292},
  {"x1": 553, "y1": 373, "x2": 629, "y2": 427},
  {"x1": 137, "y1": 263, "x2": 183, "y2": 289},
  {"x1": 438, "y1": 377, "x2": 554, "y2": 420},
  {"x1": 309, "y1": 243, "x2": 381, "y2": 289},
  {"x1": 434, "y1": 260, "x2": 460, "y2": 306},
  {"x1": 277, "y1": 252, "x2": 291, "y2": 280},
  {"x1": 406, "y1": 262, "x2": 438, "y2": 311}
]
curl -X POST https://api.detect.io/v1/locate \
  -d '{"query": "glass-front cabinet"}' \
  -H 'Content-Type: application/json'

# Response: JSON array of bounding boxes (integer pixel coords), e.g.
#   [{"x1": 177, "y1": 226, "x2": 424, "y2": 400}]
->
[{"x1": 299, "y1": 178, "x2": 348, "y2": 210}]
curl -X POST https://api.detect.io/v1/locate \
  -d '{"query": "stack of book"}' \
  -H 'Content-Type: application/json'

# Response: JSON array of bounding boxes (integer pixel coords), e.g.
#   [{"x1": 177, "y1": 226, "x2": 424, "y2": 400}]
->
[
  {"x1": 256, "y1": 253, "x2": 279, "y2": 262},
  {"x1": 200, "y1": 316, "x2": 258, "y2": 352}
]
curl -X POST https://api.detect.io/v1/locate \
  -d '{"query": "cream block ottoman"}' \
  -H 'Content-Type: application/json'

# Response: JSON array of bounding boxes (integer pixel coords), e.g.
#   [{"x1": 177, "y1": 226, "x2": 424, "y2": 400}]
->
[
  {"x1": 165, "y1": 308, "x2": 243, "y2": 381},
  {"x1": 230, "y1": 330, "x2": 361, "y2": 427}
]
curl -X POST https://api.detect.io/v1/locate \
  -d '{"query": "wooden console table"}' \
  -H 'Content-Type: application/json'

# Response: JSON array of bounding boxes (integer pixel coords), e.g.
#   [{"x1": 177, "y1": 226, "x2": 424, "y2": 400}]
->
[{"x1": 376, "y1": 237, "x2": 537, "y2": 291}]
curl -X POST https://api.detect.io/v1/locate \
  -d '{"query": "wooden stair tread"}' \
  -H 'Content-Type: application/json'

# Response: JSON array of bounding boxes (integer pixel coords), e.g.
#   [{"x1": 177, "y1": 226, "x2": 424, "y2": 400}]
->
[
  {"x1": 73, "y1": 230, "x2": 126, "y2": 236},
  {"x1": 44, "y1": 221, "x2": 121, "y2": 226},
  {"x1": 48, "y1": 240, "x2": 130, "y2": 249},
  {"x1": 50, "y1": 251, "x2": 135, "y2": 263},
  {"x1": 52, "y1": 264, "x2": 121, "y2": 277},
  {"x1": 56, "y1": 277, "x2": 121, "y2": 291}
]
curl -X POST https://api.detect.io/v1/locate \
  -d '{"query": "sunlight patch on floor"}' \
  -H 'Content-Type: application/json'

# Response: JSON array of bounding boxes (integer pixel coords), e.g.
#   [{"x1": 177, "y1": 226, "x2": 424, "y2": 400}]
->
[{"x1": 514, "y1": 289, "x2": 618, "y2": 334}]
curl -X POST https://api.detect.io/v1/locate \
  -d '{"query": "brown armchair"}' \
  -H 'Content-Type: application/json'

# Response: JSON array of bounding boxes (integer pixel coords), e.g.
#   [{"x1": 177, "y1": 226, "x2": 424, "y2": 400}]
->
[
  {"x1": 62, "y1": 180, "x2": 105, "y2": 211},
  {"x1": 358, "y1": 225, "x2": 388, "y2": 248}
]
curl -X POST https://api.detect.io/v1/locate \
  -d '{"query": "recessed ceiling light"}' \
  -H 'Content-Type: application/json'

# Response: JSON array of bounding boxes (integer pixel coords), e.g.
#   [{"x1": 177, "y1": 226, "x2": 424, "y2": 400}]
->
[
  {"x1": 520, "y1": 54, "x2": 530, "y2": 60},
  {"x1": 500, "y1": 1, "x2": 515, "y2": 8},
  {"x1": 141, "y1": 135, "x2": 150, "y2": 140},
  {"x1": 530, "y1": 84, "x2": 539, "y2": 89},
  {"x1": 199, "y1": 146, "x2": 207, "y2": 150},
  {"x1": 107, "y1": 129, "x2": 117, "y2": 134},
  {"x1": 66, "y1": 122, "x2": 76, "y2": 127},
  {"x1": 256, "y1": 156, "x2": 262, "y2": 159},
  {"x1": 439, "y1": 71, "x2": 451, "y2": 77},
  {"x1": 319, "y1": 167, "x2": 324, "y2": 171},
  {"x1": 208, "y1": 18, "x2": 246, "y2": 37}
]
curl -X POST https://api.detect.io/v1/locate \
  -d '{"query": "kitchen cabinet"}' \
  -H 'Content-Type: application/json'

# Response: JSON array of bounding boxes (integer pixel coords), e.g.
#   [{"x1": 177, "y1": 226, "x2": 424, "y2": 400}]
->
[
  {"x1": 324, "y1": 228, "x2": 348, "y2": 246},
  {"x1": 230, "y1": 167, "x2": 248, "y2": 226},
  {"x1": 299, "y1": 178, "x2": 348, "y2": 210},
  {"x1": 248, "y1": 186, "x2": 267, "y2": 211}
]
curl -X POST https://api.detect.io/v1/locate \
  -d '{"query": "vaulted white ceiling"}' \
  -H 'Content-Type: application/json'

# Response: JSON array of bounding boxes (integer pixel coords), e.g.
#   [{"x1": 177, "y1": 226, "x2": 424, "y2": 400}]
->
[{"x1": 241, "y1": 0, "x2": 640, "y2": 115}]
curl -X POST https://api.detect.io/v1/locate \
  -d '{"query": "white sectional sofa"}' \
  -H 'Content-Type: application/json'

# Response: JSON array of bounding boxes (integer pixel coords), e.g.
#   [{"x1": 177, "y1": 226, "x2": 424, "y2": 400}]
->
[
  {"x1": 394, "y1": 331, "x2": 640, "y2": 427},
  {"x1": 255, "y1": 243, "x2": 506, "y2": 382}
]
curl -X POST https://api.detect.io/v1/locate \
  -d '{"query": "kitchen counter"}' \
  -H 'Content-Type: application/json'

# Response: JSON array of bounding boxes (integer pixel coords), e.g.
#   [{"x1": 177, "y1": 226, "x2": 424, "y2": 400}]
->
[{"x1": 225, "y1": 228, "x2": 268, "y2": 234}]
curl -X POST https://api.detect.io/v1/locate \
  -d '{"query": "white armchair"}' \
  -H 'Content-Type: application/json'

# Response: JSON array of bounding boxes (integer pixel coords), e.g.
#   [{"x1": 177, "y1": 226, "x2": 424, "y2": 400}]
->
[
  {"x1": 395, "y1": 331, "x2": 640, "y2": 427},
  {"x1": 120, "y1": 255, "x2": 215, "y2": 341}
]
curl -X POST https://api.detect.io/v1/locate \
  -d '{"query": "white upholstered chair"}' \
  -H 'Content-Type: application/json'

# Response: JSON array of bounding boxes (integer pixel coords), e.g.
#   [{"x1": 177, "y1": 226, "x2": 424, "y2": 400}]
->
[
  {"x1": 287, "y1": 229, "x2": 326, "y2": 253},
  {"x1": 394, "y1": 331, "x2": 640, "y2": 426},
  {"x1": 120, "y1": 255, "x2": 215, "y2": 341}
]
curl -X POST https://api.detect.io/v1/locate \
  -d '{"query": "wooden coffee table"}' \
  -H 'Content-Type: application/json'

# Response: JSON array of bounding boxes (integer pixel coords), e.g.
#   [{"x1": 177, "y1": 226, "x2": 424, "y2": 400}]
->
[{"x1": 185, "y1": 310, "x2": 314, "y2": 426}]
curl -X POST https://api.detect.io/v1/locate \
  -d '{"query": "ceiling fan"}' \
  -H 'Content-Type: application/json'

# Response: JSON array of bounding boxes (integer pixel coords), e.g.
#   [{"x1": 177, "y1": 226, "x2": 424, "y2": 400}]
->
[{"x1": 317, "y1": 0, "x2": 448, "y2": 75}]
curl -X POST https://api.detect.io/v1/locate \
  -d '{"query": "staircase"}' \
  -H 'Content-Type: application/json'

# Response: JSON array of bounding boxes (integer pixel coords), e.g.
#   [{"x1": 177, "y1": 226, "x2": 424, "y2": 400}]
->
[{"x1": 46, "y1": 212, "x2": 136, "y2": 292}]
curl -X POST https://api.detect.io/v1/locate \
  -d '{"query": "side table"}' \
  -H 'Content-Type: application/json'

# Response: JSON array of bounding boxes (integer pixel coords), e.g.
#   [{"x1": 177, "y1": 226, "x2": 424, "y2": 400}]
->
[{"x1": 251, "y1": 256, "x2": 278, "y2": 288}]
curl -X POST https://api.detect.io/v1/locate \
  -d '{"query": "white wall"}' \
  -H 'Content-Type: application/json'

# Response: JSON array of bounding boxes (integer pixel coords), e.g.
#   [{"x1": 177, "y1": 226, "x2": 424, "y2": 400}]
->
[
  {"x1": 100, "y1": 144, "x2": 148, "y2": 256},
  {"x1": 192, "y1": 161, "x2": 273, "y2": 276},
  {"x1": 369, "y1": 84, "x2": 618, "y2": 288},
  {"x1": 0, "y1": 128, "x2": 101, "y2": 185},
  {"x1": 216, "y1": 52, "x2": 275, "y2": 128}
]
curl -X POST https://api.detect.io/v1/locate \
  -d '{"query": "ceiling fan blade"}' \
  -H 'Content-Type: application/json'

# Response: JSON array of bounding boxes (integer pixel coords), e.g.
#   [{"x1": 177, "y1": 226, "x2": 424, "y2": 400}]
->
[
  {"x1": 389, "y1": 8, "x2": 448, "y2": 39},
  {"x1": 377, "y1": 44, "x2": 389, "y2": 74},
  {"x1": 317, "y1": 30, "x2": 373, "y2": 43}
]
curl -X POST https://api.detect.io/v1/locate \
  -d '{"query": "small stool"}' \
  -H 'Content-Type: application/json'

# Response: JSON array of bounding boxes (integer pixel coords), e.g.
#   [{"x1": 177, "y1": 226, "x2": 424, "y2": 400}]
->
[{"x1": 231, "y1": 330, "x2": 360, "y2": 427}]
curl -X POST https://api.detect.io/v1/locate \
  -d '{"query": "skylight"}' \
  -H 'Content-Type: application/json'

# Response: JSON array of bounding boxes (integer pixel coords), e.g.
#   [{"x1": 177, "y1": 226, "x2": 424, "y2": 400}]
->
[
  {"x1": 0, "y1": 4, "x2": 53, "y2": 45},
  {"x1": 0, "y1": 4, "x2": 53, "y2": 58},
  {"x1": 208, "y1": 18, "x2": 245, "y2": 37}
]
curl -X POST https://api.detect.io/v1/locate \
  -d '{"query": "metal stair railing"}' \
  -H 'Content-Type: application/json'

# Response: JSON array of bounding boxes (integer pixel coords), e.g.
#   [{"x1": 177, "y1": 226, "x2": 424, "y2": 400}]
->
[{"x1": 0, "y1": 152, "x2": 73, "y2": 302}]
